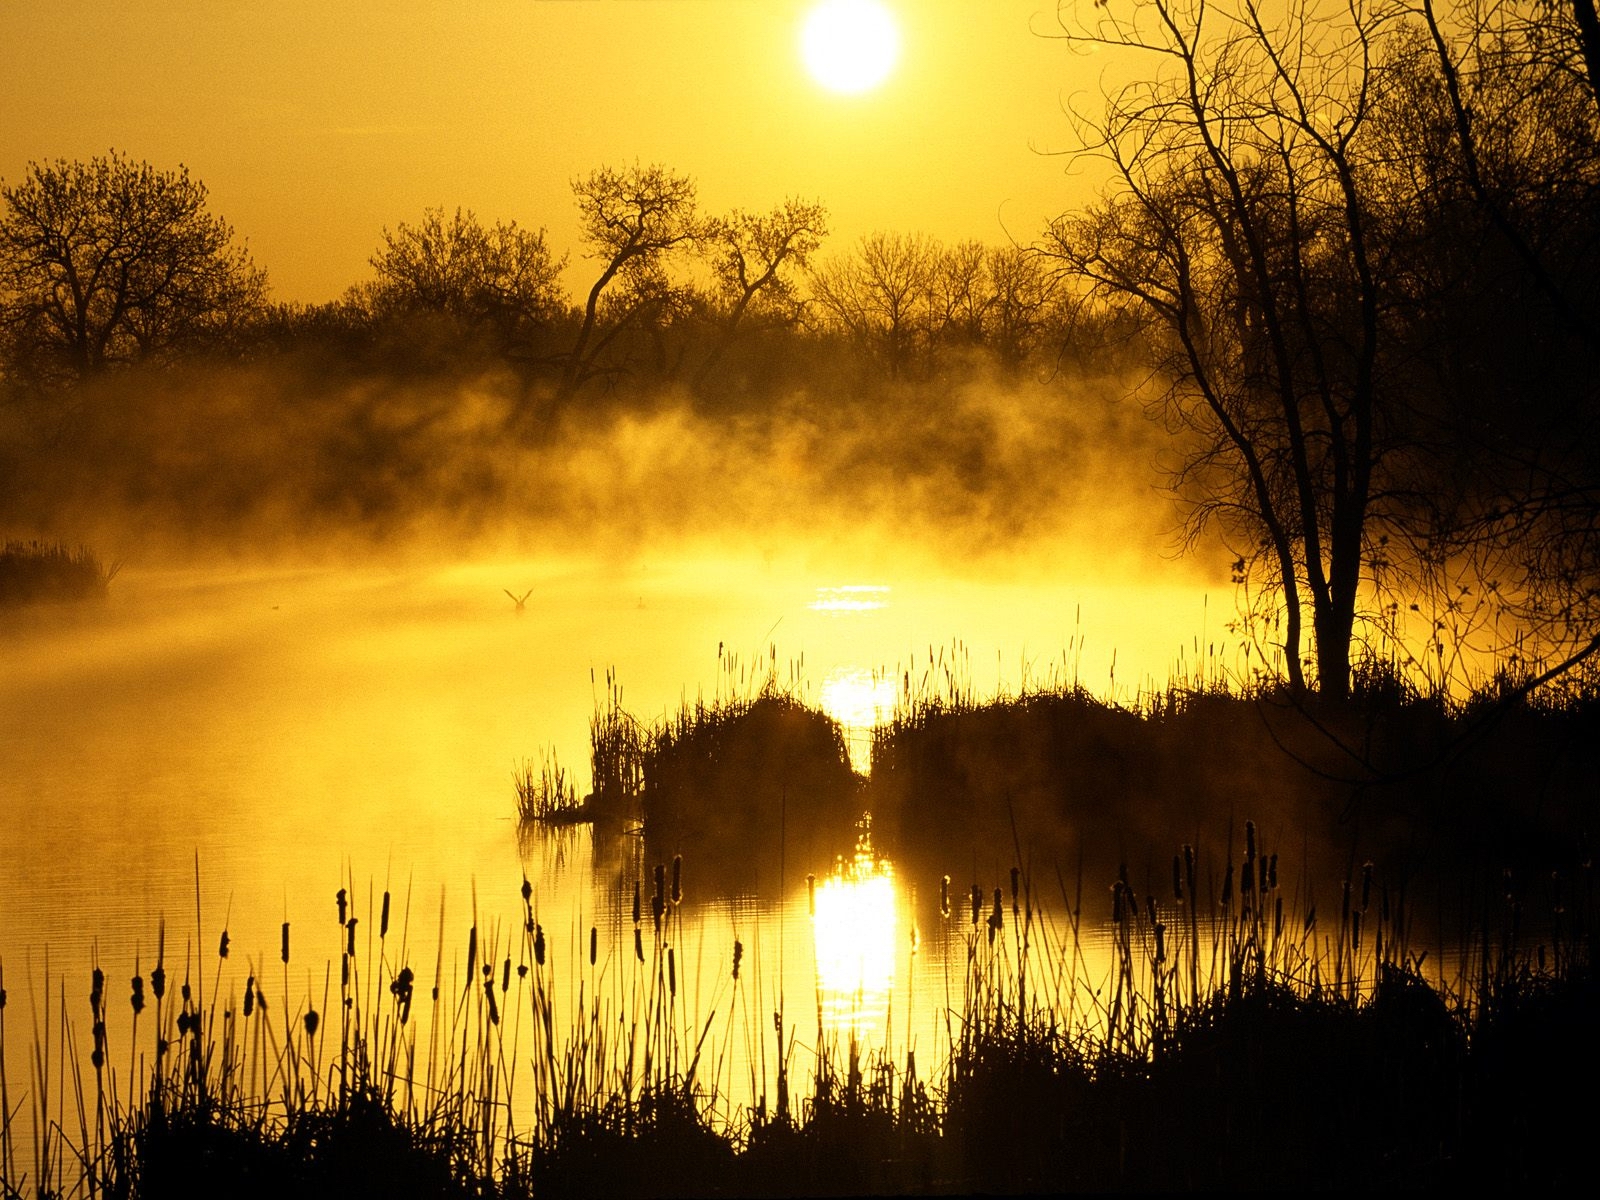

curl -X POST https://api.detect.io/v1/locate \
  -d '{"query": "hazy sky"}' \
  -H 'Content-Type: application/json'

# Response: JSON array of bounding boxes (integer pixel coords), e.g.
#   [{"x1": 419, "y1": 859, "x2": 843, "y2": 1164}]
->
[{"x1": 1, "y1": 1, "x2": 1093, "y2": 303}]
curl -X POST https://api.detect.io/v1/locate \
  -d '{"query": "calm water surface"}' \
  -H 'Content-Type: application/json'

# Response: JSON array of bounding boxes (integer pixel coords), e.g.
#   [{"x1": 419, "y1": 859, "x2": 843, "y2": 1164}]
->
[{"x1": 1, "y1": 552, "x2": 1212, "y2": 1109}]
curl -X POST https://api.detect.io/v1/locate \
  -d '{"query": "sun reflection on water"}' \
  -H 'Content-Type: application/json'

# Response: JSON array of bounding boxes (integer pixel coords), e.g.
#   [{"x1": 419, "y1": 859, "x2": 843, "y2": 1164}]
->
[{"x1": 811, "y1": 816, "x2": 897, "y2": 1040}]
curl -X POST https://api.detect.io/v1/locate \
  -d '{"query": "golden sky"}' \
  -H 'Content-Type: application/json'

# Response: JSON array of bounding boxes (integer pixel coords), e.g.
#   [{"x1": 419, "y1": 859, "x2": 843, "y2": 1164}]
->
[{"x1": 0, "y1": 1, "x2": 1091, "y2": 303}]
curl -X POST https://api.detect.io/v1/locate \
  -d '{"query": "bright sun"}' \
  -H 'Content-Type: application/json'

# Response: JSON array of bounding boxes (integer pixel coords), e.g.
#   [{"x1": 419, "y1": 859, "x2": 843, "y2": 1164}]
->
[{"x1": 800, "y1": 0, "x2": 902, "y2": 95}]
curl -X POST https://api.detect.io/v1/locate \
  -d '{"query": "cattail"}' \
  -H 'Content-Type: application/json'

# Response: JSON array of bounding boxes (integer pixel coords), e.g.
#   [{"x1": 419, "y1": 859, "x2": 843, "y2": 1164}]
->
[
  {"x1": 151, "y1": 964, "x2": 166, "y2": 1001},
  {"x1": 130, "y1": 974, "x2": 145, "y2": 1015},
  {"x1": 940, "y1": 874, "x2": 950, "y2": 918},
  {"x1": 181, "y1": 980, "x2": 191, "y2": 1004},
  {"x1": 467, "y1": 925, "x2": 478, "y2": 986},
  {"x1": 671, "y1": 855, "x2": 682, "y2": 905},
  {"x1": 243, "y1": 976, "x2": 255, "y2": 1017},
  {"x1": 304, "y1": 1009, "x2": 319, "y2": 1037},
  {"x1": 634, "y1": 928, "x2": 644, "y2": 963},
  {"x1": 1183, "y1": 843, "x2": 1197, "y2": 899},
  {"x1": 336, "y1": 887, "x2": 347, "y2": 925},
  {"x1": 281, "y1": 922, "x2": 290, "y2": 965},
  {"x1": 590, "y1": 926, "x2": 598, "y2": 966},
  {"x1": 346, "y1": 918, "x2": 358, "y2": 959},
  {"x1": 1154, "y1": 921, "x2": 1167, "y2": 964},
  {"x1": 380, "y1": 892, "x2": 391, "y2": 939},
  {"x1": 535, "y1": 925, "x2": 546, "y2": 967},
  {"x1": 218, "y1": 931, "x2": 230, "y2": 960},
  {"x1": 342, "y1": 956, "x2": 350, "y2": 989},
  {"x1": 1146, "y1": 895, "x2": 1159, "y2": 927},
  {"x1": 502, "y1": 957, "x2": 511, "y2": 992},
  {"x1": 484, "y1": 980, "x2": 499, "y2": 1025},
  {"x1": 632, "y1": 880, "x2": 642, "y2": 926},
  {"x1": 970, "y1": 884, "x2": 982, "y2": 927},
  {"x1": 1172, "y1": 855, "x2": 1184, "y2": 901},
  {"x1": 668, "y1": 947, "x2": 677, "y2": 998},
  {"x1": 1268, "y1": 853, "x2": 1278, "y2": 891},
  {"x1": 521, "y1": 877, "x2": 533, "y2": 905},
  {"x1": 517, "y1": 963, "x2": 528, "y2": 980},
  {"x1": 807, "y1": 874, "x2": 817, "y2": 917},
  {"x1": 732, "y1": 939, "x2": 743, "y2": 981},
  {"x1": 1241, "y1": 858, "x2": 1254, "y2": 896},
  {"x1": 90, "y1": 967, "x2": 104, "y2": 1013}
]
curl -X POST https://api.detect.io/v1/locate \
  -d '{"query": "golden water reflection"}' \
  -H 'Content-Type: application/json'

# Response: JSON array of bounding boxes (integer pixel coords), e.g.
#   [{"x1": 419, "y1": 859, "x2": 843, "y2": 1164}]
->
[
  {"x1": 818, "y1": 666, "x2": 898, "y2": 773},
  {"x1": 811, "y1": 819, "x2": 897, "y2": 1040}
]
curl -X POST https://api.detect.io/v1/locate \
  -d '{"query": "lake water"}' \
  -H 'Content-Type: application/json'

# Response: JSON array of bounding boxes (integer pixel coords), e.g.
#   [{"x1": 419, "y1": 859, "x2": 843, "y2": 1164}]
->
[{"x1": 0, "y1": 552, "x2": 1219, "y2": 1121}]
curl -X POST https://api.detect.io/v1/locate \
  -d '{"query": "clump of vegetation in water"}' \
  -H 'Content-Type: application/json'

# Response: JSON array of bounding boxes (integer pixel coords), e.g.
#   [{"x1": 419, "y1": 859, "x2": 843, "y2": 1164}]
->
[
  {"x1": 513, "y1": 748, "x2": 584, "y2": 825},
  {"x1": 0, "y1": 539, "x2": 119, "y2": 607},
  {"x1": 0, "y1": 838, "x2": 1592, "y2": 1196}
]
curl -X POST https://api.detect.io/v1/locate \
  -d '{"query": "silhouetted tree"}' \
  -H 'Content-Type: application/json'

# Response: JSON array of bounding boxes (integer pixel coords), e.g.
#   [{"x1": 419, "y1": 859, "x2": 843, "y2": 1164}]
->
[
  {"x1": 0, "y1": 151, "x2": 266, "y2": 390},
  {"x1": 558, "y1": 163, "x2": 699, "y2": 404},
  {"x1": 810, "y1": 231, "x2": 937, "y2": 378},
  {"x1": 692, "y1": 198, "x2": 828, "y2": 389},
  {"x1": 1045, "y1": 0, "x2": 1396, "y2": 699},
  {"x1": 359, "y1": 206, "x2": 566, "y2": 359}
]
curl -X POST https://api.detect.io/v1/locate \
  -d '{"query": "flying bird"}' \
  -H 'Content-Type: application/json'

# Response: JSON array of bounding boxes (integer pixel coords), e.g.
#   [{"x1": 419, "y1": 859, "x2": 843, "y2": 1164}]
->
[{"x1": 504, "y1": 588, "x2": 532, "y2": 614}]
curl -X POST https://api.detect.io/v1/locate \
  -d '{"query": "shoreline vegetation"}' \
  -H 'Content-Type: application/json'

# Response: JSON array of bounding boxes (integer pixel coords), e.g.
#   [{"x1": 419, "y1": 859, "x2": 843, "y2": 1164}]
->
[
  {"x1": 0, "y1": 835, "x2": 1590, "y2": 1197},
  {"x1": 0, "y1": 540, "x2": 118, "y2": 608}
]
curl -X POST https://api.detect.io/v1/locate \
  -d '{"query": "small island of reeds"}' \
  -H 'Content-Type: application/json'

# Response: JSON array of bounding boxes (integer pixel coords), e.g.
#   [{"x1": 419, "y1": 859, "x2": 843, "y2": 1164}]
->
[{"x1": 0, "y1": 539, "x2": 119, "y2": 608}]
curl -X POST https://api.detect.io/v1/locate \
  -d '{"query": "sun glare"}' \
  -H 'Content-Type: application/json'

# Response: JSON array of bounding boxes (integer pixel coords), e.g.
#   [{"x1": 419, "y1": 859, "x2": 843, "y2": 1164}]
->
[
  {"x1": 811, "y1": 819, "x2": 898, "y2": 1035},
  {"x1": 800, "y1": 0, "x2": 902, "y2": 95}
]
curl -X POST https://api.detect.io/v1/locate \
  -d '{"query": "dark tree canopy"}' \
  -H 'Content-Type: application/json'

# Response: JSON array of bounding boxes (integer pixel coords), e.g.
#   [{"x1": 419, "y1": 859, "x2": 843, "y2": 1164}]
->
[
  {"x1": 360, "y1": 206, "x2": 565, "y2": 353},
  {"x1": 0, "y1": 151, "x2": 266, "y2": 388}
]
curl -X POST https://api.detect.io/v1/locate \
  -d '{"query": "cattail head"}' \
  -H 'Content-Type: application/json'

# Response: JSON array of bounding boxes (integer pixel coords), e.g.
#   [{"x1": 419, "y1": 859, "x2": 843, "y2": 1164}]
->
[
  {"x1": 589, "y1": 926, "x2": 598, "y2": 966},
  {"x1": 484, "y1": 979, "x2": 499, "y2": 1025},
  {"x1": 151, "y1": 965, "x2": 166, "y2": 1001},
  {"x1": 634, "y1": 928, "x2": 644, "y2": 963},
  {"x1": 807, "y1": 873, "x2": 816, "y2": 918},
  {"x1": 1153, "y1": 921, "x2": 1167, "y2": 964},
  {"x1": 130, "y1": 975, "x2": 145, "y2": 1015},
  {"x1": 632, "y1": 880, "x2": 642, "y2": 926},
  {"x1": 218, "y1": 931, "x2": 230, "y2": 960},
  {"x1": 970, "y1": 884, "x2": 982, "y2": 927},
  {"x1": 467, "y1": 925, "x2": 478, "y2": 984},
  {"x1": 281, "y1": 922, "x2": 290, "y2": 965},
  {"x1": 90, "y1": 967, "x2": 104, "y2": 1013},
  {"x1": 521, "y1": 877, "x2": 533, "y2": 905},
  {"x1": 304, "y1": 1009, "x2": 319, "y2": 1037},
  {"x1": 940, "y1": 874, "x2": 950, "y2": 919},
  {"x1": 732, "y1": 939, "x2": 743, "y2": 981},
  {"x1": 380, "y1": 892, "x2": 391, "y2": 939},
  {"x1": 336, "y1": 888, "x2": 347, "y2": 925},
  {"x1": 502, "y1": 957, "x2": 511, "y2": 992},
  {"x1": 243, "y1": 976, "x2": 255, "y2": 1018},
  {"x1": 345, "y1": 918, "x2": 358, "y2": 959},
  {"x1": 668, "y1": 946, "x2": 677, "y2": 998},
  {"x1": 671, "y1": 855, "x2": 683, "y2": 905}
]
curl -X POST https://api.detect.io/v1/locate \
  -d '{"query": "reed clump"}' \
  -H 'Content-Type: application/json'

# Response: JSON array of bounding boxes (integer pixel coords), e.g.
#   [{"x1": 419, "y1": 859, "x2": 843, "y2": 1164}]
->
[
  {"x1": 0, "y1": 539, "x2": 119, "y2": 607},
  {"x1": 513, "y1": 748, "x2": 584, "y2": 825}
]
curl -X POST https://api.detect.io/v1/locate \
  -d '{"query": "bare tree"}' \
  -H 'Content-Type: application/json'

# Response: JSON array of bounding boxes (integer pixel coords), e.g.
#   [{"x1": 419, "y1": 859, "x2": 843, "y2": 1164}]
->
[
  {"x1": 693, "y1": 198, "x2": 828, "y2": 388},
  {"x1": 0, "y1": 151, "x2": 266, "y2": 389},
  {"x1": 360, "y1": 206, "x2": 565, "y2": 354},
  {"x1": 809, "y1": 231, "x2": 936, "y2": 378},
  {"x1": 559, "y1": 163, "x2": 699, "y2": 403},
  {"x1": 1044, "y1": 0, "x2": 1398, "y2": 699}
]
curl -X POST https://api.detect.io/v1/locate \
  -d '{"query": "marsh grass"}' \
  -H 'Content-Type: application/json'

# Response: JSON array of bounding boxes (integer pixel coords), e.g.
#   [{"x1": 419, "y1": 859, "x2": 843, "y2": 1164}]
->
[
  {"x1": 0, "y1": 835, "x2": 1591, "y2": 1197},
  {"x1": 0, "y1": 540, "x2": 119, "y2": 607},
  {"x1": 513, "y1": 749, "x2": 583, "y2": 825}
]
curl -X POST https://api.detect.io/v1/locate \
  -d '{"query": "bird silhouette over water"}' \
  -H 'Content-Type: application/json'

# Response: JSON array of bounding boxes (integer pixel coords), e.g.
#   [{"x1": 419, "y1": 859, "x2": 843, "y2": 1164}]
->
[{"x1": 504, "y1": 588, "x2": 532, "y2": 614}]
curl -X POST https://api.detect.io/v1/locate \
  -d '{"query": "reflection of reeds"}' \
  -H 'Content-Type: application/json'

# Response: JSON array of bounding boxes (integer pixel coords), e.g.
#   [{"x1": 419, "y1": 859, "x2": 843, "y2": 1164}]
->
[{"x1": 0, "y1": 842, "x2": 1592, "y2": 1195}]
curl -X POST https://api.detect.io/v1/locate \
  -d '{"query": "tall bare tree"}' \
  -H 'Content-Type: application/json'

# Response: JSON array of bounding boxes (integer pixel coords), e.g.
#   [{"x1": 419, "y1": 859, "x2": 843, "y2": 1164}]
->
[{"x1": 1044, "y1": 0, "x2": 1396, "y2": 699}]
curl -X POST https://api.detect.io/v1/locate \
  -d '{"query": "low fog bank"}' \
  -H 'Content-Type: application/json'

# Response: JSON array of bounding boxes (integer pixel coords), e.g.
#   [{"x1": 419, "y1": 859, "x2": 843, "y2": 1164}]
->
[{"x1": 0, "y1": 357, "x2": 1225, "y2": 589}]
